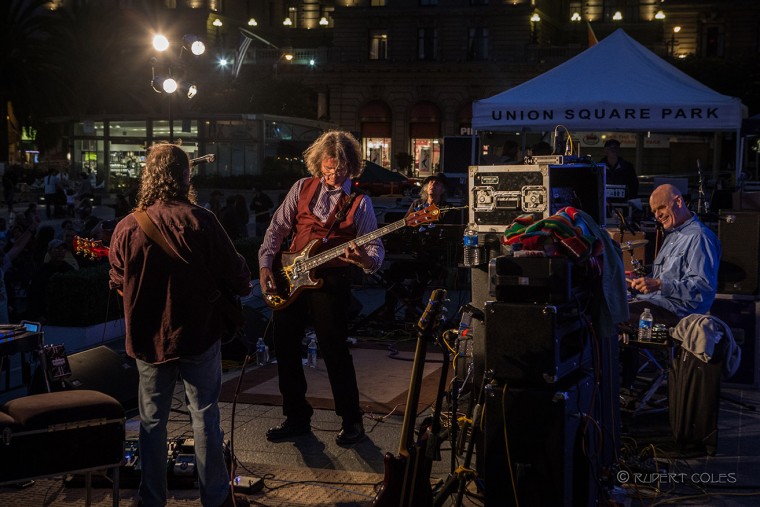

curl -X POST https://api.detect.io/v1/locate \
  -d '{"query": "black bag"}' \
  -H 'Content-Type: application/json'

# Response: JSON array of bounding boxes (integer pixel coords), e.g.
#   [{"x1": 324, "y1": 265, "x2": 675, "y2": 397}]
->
[{"x1": 211, "y1": 289, "x2": 245, "y2": 339}]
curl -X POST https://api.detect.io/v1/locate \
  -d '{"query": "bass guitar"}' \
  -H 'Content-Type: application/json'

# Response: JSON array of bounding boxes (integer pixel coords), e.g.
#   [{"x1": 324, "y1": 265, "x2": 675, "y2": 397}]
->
[
  {"x1": 263, "y1": 204, "x2": 441, "y2": 310},
  {"x1": 373, "y1": 288, "x2": 447, "y2": 507}
]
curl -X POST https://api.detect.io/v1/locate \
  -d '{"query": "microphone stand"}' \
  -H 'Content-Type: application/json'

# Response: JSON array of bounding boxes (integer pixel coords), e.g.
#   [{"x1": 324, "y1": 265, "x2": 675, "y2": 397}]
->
[{"x1": 696, "y1": 159, "x2": 709, "y2": 215}]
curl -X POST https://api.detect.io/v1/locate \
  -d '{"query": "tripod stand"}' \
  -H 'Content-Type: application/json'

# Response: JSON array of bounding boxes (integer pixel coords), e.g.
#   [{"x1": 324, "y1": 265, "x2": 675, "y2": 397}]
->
[{"x1": 348, "y1": 270, "x2": 427, "y2": 333}]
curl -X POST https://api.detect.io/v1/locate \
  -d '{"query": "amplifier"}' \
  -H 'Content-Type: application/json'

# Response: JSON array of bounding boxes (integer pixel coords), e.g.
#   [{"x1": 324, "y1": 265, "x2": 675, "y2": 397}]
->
[
  {"x1": 484, "y1": 302, "x2": 591, "y2": 385},
  {"x1": 488, "y1": 255, "x2": 589, "y2": 304},
  {"x1": 468, "y1": 162, "x2": 605, "y2": 233},
  {"x1": 483, "y1": 376, "x2": 596, "y2": 507}
]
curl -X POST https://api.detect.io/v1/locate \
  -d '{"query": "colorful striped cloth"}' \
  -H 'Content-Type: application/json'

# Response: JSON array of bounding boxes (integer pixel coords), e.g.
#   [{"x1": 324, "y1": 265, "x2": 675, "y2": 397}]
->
[{"x1": 503, "y1": 207, "x2": 603, "y2": 265}]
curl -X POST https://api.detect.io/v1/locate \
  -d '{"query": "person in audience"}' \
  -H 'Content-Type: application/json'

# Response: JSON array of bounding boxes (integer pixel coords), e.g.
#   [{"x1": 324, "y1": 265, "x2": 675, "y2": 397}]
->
[
  {"x1": 28, "y1": 239, "x2": 75, "y2": 323},
  {"x1": 601, "y1": 138, "x2": 639, "y2": 201},
  {"x1": 258, "y1": 130, "x2": 384, "y2": 446}
]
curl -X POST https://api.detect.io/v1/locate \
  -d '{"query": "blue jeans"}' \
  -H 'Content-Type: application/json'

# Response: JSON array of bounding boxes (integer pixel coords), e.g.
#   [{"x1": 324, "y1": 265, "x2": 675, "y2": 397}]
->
[{"x1": 135, "y1": 341, "x2": 229, "y2": 507}]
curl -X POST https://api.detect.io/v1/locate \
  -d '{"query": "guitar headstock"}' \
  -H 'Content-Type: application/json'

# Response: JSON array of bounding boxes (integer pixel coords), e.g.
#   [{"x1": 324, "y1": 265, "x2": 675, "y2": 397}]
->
[
  {"x1": 417, "y1": 288, "x2": 447, "y2": 336},
  {"x1": 73, "y1": 235, "x2": 110, "y2": 260},
  {"x1": 404, "y1": 204, "x2": 440, "y2": 228}
]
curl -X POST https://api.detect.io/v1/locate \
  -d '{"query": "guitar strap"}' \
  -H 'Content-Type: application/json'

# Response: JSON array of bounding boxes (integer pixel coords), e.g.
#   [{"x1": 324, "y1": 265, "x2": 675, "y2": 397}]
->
[
  {"x1": 322, "y1": 191, "x2": 361, "y2": 244},
  {"x1": 132, "y1": 210, "x2": 187, "y2": 264},
  {"x1": 132, "y1": 209, "x2": 228, "y2": 305}
]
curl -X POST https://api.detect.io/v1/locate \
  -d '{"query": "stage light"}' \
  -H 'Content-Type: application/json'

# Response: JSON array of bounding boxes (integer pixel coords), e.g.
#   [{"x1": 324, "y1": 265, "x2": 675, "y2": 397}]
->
[
  {"x1": 530, "y1": 13, "x2": 541, "y2": 23},
  {"x1": 162, "y1": 77, "x2": 177, "y2": 94},
  {"x1": 283, "y1": 17, "x2": 292, "y2": 26},
  {"x1": 153, "y1": 34, "x2": 170, "y2": 52},
  {"x1": 182, "y1": 35, "x2": 205, "y2": 56},
  {"x1": 213, "y1": 18, "x2": 223, "y2": 27},
  {"x1": 613, "y1": 11, "x2": 623, "y2": 21},
  {"x1": 571, "y1": 12, "x2": 581, "y2": 22},
  {"x1": 655, "y1": 10, "x2": 666, "y2": 20},
  {"x1": 248, "y1": 18, "x2": 257, "y2": 26},
  {"x1": 186, "y1": 84, "x2": 197, "y2": 99},
  {"x1": 319, "y1": 16, "x2": 329, "y2": 26}
]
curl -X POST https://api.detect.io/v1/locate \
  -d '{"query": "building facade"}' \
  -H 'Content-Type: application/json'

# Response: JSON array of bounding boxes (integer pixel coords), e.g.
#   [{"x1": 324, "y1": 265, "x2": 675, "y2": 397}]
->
[{"x1": 20, "y1": 0, "x2": 760, "y2": 186}]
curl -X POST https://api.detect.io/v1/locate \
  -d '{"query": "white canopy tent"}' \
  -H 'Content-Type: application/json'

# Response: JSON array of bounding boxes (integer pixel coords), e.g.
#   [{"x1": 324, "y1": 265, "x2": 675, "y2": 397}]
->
[{"x1": 472, "y1": 29, "x2": 747, "y2": 179}]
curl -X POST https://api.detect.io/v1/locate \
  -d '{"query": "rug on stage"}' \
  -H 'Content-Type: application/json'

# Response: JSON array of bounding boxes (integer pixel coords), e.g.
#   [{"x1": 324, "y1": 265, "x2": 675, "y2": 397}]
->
[{"x1": 219, "y1": 347, "x2": 446, "y2": 416}]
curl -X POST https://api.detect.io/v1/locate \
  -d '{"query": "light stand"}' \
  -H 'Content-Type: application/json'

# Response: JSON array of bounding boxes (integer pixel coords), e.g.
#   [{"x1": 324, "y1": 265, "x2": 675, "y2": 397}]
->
[{"x1": 149, "y1": 33, "x2": 205, "y2": 143}]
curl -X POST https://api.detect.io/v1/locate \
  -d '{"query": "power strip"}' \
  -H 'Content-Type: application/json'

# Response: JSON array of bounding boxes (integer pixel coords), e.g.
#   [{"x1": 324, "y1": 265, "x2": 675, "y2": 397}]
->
[{"x1": 233, "y1": 475, "x2": 264, "y2": 494}]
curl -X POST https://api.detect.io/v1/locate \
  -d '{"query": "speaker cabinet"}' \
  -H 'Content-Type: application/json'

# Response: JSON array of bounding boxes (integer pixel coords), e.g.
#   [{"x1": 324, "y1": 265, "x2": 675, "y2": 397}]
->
[
  {"x1": 484, "y1": 302, "x2": 590, "y2": 386},
  {"x1": 33, "y1": 346, "x2": 139, "y2": 413},
  {"x1": 483, "y1": 376, "x2": 596, "y2": 507},
  {"x1": 718, "y1": 211, "x2": 760, "y2": 295},
  {"x1": 710, "y1": 294, "x2": 760, "y2": 387}
]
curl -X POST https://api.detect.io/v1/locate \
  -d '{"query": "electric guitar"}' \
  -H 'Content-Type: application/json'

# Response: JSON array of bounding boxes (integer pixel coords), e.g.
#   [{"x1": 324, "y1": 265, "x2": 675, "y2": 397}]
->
[
  {"x1": 263, "y1": 204, "x2": 441, "y2": 310},
  {"x1": 373, "y1": 288, "x2": 447, "y2": 507},
  {"x1": 73, "y1": 235, "x2": 109, "y2": 259}
]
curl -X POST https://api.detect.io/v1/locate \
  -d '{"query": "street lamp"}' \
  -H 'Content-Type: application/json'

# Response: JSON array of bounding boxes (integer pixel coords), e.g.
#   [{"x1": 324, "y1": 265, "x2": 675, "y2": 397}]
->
[
  {"x1": 530, "y1": 12, "x2": 541, "y2": 44},
  {"x1": 150, "y1": 33, "x2": 205, "y2": 143},
  {"x1": 669, "y1": 26, "x2": 681, "y2": 57}
]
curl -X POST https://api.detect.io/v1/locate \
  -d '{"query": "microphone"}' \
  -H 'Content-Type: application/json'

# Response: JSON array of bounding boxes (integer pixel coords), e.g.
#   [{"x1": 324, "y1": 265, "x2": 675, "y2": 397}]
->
[
  {"x1": 190, "y1": 154, "x2": 215, "y2": 166},
  {"x1": 614, "y1": 208, "x2": 638, "y2": 235}
]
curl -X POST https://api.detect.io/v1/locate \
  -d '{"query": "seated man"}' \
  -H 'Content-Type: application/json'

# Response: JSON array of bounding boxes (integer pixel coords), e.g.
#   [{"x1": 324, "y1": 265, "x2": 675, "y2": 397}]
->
[
  {"x1": 627, "y1": 183, "x2": 721, "y2": 329},
  {"x1": 621, "y1": 183, "x2": 721, "y2": 388}
]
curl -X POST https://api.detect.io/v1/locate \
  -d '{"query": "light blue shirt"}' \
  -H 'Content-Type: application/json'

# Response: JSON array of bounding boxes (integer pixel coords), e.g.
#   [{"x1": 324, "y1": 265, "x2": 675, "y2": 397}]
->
[{"x1": 634, "y1": 214, "x2": 721, "y2": 317}]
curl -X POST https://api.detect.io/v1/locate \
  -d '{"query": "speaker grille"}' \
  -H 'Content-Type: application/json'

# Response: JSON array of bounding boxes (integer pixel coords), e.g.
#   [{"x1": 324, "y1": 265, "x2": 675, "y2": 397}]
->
[{"x1": 718, "y1": 211, "x2": 760, "y2": 295}]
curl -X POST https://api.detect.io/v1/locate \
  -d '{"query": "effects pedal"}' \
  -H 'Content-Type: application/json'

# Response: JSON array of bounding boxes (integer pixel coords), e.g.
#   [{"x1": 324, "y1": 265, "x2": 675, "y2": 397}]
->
[{"x1": 233, "y1": 475, "x2": 264, "y2": 494}]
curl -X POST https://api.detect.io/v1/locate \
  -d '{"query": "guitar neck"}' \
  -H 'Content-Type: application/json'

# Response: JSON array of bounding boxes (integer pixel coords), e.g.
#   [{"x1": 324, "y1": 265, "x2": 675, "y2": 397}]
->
[
  {"x1": 397, "y1": 335, "x2": 428, "y2": 458},
  {"x1": 300, "y1": 219, "x2": 407, "y2": 271}
]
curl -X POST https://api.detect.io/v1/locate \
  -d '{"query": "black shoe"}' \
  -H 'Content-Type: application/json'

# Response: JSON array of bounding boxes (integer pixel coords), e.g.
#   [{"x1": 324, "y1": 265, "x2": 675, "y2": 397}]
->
[
  {"x1": 266, "y1": 419, "x2": 311, "y2": 441},
  {"x1": 336, "y1": 422, "x2": 365, "y2": 446}
]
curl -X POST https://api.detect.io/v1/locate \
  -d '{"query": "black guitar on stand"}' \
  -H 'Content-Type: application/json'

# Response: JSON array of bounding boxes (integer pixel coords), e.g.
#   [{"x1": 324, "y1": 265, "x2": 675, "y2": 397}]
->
[{"x1": 373, "y1": 288, "x2": 447, "y2": 507}]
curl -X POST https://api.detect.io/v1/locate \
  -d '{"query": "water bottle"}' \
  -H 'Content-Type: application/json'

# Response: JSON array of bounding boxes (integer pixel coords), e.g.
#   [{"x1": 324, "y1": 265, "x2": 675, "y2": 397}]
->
[
  {"x1": 255, "y1": 337, "x2": 269, "y2": 366},
  {"x1": 307, "y1": 338, "x2": 318, "y2": 368},
  {"x1": 462, "y1": 222, "x2": 481, "y2": 267},
  {"x1": 638, "y1": 308, "x2": 654, "y2": 342}
]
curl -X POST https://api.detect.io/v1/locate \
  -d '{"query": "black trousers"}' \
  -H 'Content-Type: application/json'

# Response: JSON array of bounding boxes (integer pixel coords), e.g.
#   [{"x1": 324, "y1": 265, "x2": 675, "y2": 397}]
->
[{"x1": 271, "y1": 267, "x2": 363, "y2": 425}]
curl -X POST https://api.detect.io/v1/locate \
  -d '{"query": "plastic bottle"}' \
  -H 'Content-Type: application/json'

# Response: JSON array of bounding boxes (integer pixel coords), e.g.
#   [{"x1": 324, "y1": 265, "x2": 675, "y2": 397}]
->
[
  {"x1": 638, "y1": 308, "x2": 654, "y2": 342},
  {"x1": 255, "y1": 337, "x2": 269, "y2": 366},
  {"x1": 462, "y1": 222, "x2": 481, "y2": 267},
  {"x1": 307, "y1": 338, "x2": 318, "y2": 368}
]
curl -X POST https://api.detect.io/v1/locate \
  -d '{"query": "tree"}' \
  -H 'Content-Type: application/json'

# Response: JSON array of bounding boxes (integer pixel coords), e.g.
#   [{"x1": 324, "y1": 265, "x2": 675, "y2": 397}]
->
[{"x1": 0, "y1": 0, "x2": 63, "y2": 162}]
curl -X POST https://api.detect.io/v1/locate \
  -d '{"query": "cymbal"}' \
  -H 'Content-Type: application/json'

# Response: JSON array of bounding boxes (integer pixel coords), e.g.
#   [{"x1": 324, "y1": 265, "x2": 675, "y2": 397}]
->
[{"x1": 620, "y1": 239, "x2": 649, "y2": 251}]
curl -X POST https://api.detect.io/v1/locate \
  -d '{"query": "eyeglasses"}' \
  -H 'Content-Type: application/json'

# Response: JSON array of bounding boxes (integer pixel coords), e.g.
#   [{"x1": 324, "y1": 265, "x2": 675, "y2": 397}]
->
[{"x1": 321, "y1": 163, "x2": 346, "y2": 176}]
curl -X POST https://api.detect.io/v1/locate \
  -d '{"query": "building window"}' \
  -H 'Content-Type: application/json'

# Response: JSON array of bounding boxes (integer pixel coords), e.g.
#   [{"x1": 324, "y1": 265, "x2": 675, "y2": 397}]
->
[
  {"x1": 371, "y1": 0, "x2": 386, "y2": 6},
  {"x1": 702, "y1": 25, "x2": 725, "y2": 57},
  {"x1": 467, "y1": 27, "x2": 489, "y2": 61},
  {"x1": 369, "y1": 30, "x2": 388, "y2": 60},
  {"x1": 418, "y1": 27, "x2": 437, "y2": 61}
]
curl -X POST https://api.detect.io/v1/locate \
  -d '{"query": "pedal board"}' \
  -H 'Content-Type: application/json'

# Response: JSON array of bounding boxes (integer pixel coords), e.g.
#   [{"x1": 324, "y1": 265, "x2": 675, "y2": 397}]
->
[{"x1": 65, "y1": 437, "x2": 232, "y2": 490}]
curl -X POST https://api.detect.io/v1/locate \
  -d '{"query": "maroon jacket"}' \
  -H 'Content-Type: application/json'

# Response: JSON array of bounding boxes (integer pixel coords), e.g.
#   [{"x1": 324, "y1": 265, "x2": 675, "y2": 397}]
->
[{"x1": 109, "y1": 201, "x2": 251, "y2": 363}]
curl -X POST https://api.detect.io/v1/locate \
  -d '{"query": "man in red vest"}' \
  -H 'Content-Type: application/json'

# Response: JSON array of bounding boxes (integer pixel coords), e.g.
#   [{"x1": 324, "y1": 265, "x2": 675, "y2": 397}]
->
[{"x1": 258, "y1": 130, "x2": 385, "y2": 446}]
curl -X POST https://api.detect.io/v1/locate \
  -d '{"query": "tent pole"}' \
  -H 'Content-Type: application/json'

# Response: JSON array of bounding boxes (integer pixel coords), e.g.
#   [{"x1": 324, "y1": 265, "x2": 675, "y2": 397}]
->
[
  {"x1": 736, "y1": 130, "x2": 743, "y2": 187},
  {"x1": 712, "y1": 132, "x2": 721, "y2": 183}
]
